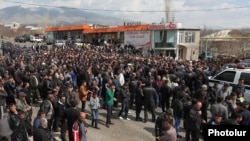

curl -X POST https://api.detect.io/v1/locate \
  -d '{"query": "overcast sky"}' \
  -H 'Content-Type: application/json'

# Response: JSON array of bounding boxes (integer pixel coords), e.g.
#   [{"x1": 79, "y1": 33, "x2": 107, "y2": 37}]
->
[{"x1": 0, "y1": 0, "x2": 250, "y2": 28}]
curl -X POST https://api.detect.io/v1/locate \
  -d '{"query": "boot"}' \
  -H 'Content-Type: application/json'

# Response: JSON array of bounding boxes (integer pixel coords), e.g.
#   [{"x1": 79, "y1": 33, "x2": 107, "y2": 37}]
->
[
  {"x1": 91, "y1": 119, "x2": 94, "y2": 127},
  {"x1": 95, "y1": 119, "x2": 100, "y2": 129}
]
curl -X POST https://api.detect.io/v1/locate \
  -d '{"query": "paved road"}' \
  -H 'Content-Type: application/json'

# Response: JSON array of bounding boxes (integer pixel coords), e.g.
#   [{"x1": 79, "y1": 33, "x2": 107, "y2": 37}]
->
[{"x1": 26, "y1": 102, "x2": 203, "y2": 141}]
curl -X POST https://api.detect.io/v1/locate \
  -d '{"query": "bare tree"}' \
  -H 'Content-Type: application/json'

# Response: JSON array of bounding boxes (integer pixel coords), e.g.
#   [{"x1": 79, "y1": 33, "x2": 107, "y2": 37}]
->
[{"x1": 200, "y1": 25, "x2": 220, "y2": 37}]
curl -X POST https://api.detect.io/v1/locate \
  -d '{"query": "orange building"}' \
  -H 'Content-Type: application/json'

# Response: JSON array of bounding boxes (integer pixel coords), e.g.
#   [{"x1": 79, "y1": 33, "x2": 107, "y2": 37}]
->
[
  {"x1": 45, "y1": 23, "x2": 149, "y2": 44},
  {"x1": 45, "y1": 22, "x2": 200, "y2": 60}
]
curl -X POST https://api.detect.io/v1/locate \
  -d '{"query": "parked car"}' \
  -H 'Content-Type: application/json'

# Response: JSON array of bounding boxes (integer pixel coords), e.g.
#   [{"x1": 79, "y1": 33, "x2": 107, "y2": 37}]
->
[
  {"x1": 14, "y1": 36, "x2": 26, "y2": 42},
  {"x1": 30, "y1": 36, "x2": 43, "y2": 42},
  {"x1": 54, "y1": 40, "x2": 66, "y2": 47},
  {"x1": 22, "y1": 34, "x2": 31, "y2": 42},
  {"x1": 45, "y1": 38, "x2": 54, "y2": 45},
  {"x1": 209, "y1": 68, "x2": 250, "y2": 102}
]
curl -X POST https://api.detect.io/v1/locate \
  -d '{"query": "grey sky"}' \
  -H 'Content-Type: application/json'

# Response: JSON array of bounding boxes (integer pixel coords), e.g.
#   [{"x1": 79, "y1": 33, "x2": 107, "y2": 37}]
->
[{"x1": 0, "y1": 0, "x2": 249, "y2": 28}]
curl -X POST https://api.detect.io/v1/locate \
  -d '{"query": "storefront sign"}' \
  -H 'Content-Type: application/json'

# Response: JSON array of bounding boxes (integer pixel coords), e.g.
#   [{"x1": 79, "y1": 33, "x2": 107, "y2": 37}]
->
[
  {"x1": 148, "y1": 23, "x2": 177, "y2": 30},
  {"x1": 124, "y1": 22, "x2": 141, "y2": 26},
  {"x1": 124, "y1": 31, "x2": 151, "y2": 48}
]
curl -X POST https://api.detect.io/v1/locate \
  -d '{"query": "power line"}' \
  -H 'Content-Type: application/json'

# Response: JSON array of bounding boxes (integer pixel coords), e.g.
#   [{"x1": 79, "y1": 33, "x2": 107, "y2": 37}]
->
[{"x1": 1, "y1": 0, "x2": 250, "y2": 13}]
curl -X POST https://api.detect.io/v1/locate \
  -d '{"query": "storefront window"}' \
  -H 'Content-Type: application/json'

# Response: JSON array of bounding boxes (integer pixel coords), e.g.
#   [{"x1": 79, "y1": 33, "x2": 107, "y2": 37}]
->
[
  {"x1": 167, "y1": 30, "x2": 175, "y2": 43},
  {"x1": 154, "y1": 30, "x2": 176, "y2": 48}
]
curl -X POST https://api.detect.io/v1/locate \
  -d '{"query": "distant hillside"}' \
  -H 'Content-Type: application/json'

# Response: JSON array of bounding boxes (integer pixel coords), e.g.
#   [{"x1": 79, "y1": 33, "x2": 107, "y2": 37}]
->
[{"x1": 0, "y1": 6, "x2": 128, "y2": 26}]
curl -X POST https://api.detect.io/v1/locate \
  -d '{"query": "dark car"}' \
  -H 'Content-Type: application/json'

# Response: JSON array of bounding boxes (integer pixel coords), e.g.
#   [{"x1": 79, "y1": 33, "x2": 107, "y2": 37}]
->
[
  {"x1": 45, "y1": 38, "x2": 54, "y2": 45},
  {"x1": 14, "y1": 36, "x2": 26, "y2": 43},
  {"x1": 22, "y1": 34, "x2": 31, "y2": 42}
]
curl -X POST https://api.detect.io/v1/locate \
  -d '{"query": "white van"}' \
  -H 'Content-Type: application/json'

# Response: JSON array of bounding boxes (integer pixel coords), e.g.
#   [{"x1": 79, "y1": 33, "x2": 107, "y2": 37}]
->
[
  {"x1": 30, "y1": 36, "x2": 43, "y2": 42},
  {"x1": 209, "y1": 68, "x2": 250, "y2": 102},
  {"x1": 54, "y1": 40, "x2": 66, "y2": 47}
]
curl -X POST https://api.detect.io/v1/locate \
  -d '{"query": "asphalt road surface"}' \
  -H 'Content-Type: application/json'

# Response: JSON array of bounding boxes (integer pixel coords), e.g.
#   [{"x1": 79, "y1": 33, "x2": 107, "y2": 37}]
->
[{"x1": 27, "y1": 102, "x2": 203, "y2": 141}]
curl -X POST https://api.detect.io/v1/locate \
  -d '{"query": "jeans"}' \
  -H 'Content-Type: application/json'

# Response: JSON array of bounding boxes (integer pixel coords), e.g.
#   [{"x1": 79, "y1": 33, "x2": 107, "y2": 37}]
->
[
  {"x1": 73, "y1": 80, "x2": 77, "y2": 88},
  {"x1": 118, "y1": 102, "x2": 129, "y2": 118},
  {"x1": 106, "y1": 105, "x2": 113, "y2": 124},
  {"x1": 81, "y1": 101, "x2": 86, "y2": 112},
  {"x1": 91, "y1": 109, "x2": 99, "y2": 128},
  {"x1": 91, "y1": 109, "x2": 99, "y2": 120},
  {"x1": 174, "y1": 115, "x2": 182, "y2": 134}
]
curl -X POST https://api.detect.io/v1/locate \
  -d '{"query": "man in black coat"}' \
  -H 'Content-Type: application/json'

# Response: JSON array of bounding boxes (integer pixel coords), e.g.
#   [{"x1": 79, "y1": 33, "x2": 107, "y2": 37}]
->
[
  {"x1": 33, "y1": 118, "x2": 50, "y2": 141},
  {"x1": 159, "y1": 80, "x2": 171, "y2": 112},
  {"x1": 53, "y1": 94, "x2": 66, "y2": 132},
  {"x1": 39, "y1": 93, "x2": 54, "y2": 133},
  {"x1": 143, "y1": 79, "x2": 157, "y2": 123},
  {"x1": 3, "y1": 76, "x2": 16, "y2": 105},
  {"x1": 135, "y1": 80, "x2": 144, "y2": 121},
  {"x1": 155, "y1": 110, "x2": 173, "y2": 141},
  {"x1": 129, "y1": 75, "x2": 137, "y2": 109},
  {"x1": 61, "y1": 100, "x2": 80, "y2": 141},
  {"x1": 185, "y1": 100, "x2": 205, "y2": 141},
  {"x1": 13, "y1": 111, "x2": 30, "y2": 141},
  {"x1": 29, "y1": 70, "x2": 40, "y2": 103}
]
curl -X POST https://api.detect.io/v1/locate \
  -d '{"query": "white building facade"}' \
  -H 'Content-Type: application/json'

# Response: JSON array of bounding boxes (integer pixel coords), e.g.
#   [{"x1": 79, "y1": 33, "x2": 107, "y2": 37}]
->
[{"x1": 149, "y1": 22, "x2": 200, "y2": 60}]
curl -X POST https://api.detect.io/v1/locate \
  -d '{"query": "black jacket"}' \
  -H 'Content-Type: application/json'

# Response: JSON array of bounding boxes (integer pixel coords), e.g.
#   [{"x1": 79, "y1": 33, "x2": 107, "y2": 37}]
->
[
  {"x1": 63, "y1": 107, "x2": 80, "y2": 131},
  {"x1": 4, "y1": 81, "x2": 15, "y2": 97},
  {"x1": 155, "y1": 114, "x2": 167, "y2": 137},
  {"x1": 8, "y1": 112, "x2": 19, "y2": 133},
  {"x1": 135, "y1": 86, "x2": 144, "y2": 103},
  {"x1": 186, "y1": 107, "x2": 202, "y2": 131},
  {"x1": 16, "y1": 120, "x2": 29, "y2": 141},
  {"x1": 55, "y1": 101, "x2": 66, "y2": 119},
  {"x1": 33, "y1": 128, "x2": 49, "y2": 141},
  {"x1": 9, "y1": 113, "x2": 29, "y2": 141},
  {"x1": 20, "y1": 88, "x2": 32, "y2": 105},
  {"x1": 0, "y1": 87, "x2": 8, "y2": 106},
  {"x1": 171, "y1": 98, "x2": 183, "y2": 117},
  {"x1": 40, "y1": 99, "x2": 53, "y2": 116},
  {"x1": 29, "y1": 74, "x2": 39, "y2": 89},
  {"x1": 160, "y1": 85, "x2": 171, "y2": 99},
  {"x1": 120, "y1": 88, "x2": 130, "y2": 103},
  {"x1": 142, "y1": 86, "x2": 157, "y2": 106}
]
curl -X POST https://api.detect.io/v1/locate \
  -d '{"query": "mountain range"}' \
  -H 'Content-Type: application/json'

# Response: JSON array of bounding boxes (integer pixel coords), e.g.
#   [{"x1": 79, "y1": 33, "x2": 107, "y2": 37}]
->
[{"x1": 0, "y1": 6, "x2": 129, "y2": 26}]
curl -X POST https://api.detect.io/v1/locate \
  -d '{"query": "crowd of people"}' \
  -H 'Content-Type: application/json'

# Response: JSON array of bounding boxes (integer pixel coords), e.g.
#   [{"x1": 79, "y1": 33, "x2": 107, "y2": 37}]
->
[{"x1": 0, "y1": 41, "x2": 249, "y2": 141}]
